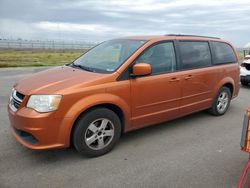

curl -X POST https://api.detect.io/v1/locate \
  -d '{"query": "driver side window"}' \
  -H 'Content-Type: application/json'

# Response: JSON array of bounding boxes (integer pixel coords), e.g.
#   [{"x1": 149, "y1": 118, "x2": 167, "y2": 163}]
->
[{"x1": 135, "y1": 42, "x2": 176, "y2": 74}]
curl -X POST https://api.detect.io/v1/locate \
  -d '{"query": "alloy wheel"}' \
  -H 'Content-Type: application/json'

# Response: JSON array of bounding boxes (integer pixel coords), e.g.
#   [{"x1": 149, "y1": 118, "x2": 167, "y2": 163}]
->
[
  {"x1": 216, "y1": 91, "x2": 229, "y2": 114},
  {"x1": 84, "y1": 118, "x2": 114, "y2": 150}
]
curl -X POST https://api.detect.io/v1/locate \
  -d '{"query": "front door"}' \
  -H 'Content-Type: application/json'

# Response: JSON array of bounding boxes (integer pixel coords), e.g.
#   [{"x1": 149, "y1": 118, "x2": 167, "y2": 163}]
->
[{"x1": 130, "y1": 41, "x2": 182, "y2": 129}]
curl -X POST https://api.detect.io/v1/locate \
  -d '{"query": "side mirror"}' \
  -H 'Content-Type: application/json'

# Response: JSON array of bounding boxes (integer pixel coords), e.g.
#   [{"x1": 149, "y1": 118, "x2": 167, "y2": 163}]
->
[{"x1": 132, "y1": 63, "x2": 152, "y2": 77}]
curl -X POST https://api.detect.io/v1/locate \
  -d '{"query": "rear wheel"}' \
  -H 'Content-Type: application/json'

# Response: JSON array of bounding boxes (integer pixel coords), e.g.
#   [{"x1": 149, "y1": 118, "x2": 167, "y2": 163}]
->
[
  {"x1": 208, "y1": 87, "x2": 231, "y2": 116},
  {"x1": 73, "y1": 108, "x2": 121, "y2": 157}
]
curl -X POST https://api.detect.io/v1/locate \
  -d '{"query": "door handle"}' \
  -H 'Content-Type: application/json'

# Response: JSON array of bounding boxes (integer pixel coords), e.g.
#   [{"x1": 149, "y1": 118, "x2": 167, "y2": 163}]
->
[
  {"x1": 184, "y1": 75, "x2": 193, "y2": 80},
  {"x1": 169, "y1": 77, "x2": 180, "y2": 82}
]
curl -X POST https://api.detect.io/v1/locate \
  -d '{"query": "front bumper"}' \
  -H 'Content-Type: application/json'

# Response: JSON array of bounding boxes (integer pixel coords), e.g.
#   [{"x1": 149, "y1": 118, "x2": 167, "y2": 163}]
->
[{"x1": 8, "y1": 105, "x2": 73, "y2": 150}]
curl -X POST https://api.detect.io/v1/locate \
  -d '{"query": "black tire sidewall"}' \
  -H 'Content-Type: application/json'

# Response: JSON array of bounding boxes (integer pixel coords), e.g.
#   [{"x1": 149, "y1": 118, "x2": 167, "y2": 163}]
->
[{"x1": 73, "y1": 108, "x2": 121, "y2": 157}]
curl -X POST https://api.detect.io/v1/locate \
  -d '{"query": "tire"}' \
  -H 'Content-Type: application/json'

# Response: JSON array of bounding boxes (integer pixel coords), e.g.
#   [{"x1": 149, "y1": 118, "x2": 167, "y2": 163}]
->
[
  {"x1": 208, "y1": 86, "x2": 232, "y2": 116},
  {"x1": 72, "y1": 108, "x2": 121, "y2": 157},
  {"x1": 241, "y1": 80, "x2": 249, "y2": 86}
]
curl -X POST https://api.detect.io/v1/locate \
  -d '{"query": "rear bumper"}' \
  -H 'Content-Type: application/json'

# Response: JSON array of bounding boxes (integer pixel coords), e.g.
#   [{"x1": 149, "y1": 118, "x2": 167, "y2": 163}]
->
[
  {"x1": 241, "y1": 75, "x2": 250, "y2": 82},
  {"x1": 8, "y1": 105, "x2": 73, "y2": 150}
]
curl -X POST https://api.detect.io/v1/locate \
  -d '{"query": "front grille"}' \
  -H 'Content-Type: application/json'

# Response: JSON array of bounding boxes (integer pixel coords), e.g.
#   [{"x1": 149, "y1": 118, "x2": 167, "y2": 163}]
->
[
  {"x1": 246, "y1": 64, "x2": 250, "y2": 71},
  {"x1": 16, "y1": 91, "x2": 25, "y2": 100},
  {"x1": 10, "y1": 90, "x2": 25, "y2": 112},
  {"x1": 13, "y1": 97, "x2": 21, "y2": 109}
]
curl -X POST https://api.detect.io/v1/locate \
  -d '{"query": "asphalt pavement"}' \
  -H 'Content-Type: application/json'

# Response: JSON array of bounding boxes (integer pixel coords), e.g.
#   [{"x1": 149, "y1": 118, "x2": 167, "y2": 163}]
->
[{"x1": 0, "y1": 67, "x2": 250, "y2": 188}]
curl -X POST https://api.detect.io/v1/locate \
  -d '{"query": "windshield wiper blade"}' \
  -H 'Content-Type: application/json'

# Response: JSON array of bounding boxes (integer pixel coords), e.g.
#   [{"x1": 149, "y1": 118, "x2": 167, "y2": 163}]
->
[{"x1": 71, "y1": 63, "x2": 95, "y2": 72}]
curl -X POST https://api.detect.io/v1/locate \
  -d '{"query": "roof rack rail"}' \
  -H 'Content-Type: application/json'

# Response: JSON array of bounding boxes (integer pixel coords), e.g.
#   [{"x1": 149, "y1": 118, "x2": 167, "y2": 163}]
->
[{"x1": 166, "y1": 34, "x2": 220, "y2": 39}]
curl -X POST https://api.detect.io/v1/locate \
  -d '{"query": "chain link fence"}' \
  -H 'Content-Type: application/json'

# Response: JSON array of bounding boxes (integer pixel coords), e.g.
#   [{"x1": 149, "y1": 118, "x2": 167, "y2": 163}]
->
[{"x1": 0, "y1": 39, "x2": 95, "y2": 50}]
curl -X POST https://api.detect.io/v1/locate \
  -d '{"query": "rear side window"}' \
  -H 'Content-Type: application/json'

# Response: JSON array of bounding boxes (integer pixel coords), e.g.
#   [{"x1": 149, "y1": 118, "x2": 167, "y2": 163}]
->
[
  {"x1": 212, "y1": 42, "x2": 237, "y2": 64},
  {"x1": 179, "y1": 41, "x2": 212, "y2": 69}
]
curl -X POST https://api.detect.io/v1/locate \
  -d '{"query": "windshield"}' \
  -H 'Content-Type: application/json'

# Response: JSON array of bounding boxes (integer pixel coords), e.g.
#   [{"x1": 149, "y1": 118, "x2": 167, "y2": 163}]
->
[{"x1": 72, "y1": 39, "x2": 146, "y2": 73}]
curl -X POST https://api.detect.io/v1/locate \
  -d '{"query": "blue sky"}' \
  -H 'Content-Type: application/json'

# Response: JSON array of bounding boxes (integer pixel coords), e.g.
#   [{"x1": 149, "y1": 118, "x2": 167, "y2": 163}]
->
[{"x1": 0, "y1": 0, "x2": 250, "y2": 47}]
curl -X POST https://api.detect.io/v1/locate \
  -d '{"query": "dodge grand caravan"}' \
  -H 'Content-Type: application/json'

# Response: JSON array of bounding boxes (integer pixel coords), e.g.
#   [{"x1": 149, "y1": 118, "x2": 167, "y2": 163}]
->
[{"x1": 8, "y1": 35, "x2": 240, "y2": 157}]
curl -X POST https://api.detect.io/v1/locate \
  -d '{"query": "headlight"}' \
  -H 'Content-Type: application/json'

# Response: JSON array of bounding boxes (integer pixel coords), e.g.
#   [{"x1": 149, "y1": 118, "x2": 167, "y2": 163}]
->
[{"x1": 27, "y1": 95, "x2": 62, "y2": 113}]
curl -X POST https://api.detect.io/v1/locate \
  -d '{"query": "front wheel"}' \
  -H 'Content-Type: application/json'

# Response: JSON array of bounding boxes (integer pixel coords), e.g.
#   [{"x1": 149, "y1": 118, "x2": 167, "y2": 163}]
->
[
  {"x1": 72, "y1": 108, "x2": 121, "y2": 157},
  {"x1": 208, "y1": 87, "x2": 232, "y2": 116}
]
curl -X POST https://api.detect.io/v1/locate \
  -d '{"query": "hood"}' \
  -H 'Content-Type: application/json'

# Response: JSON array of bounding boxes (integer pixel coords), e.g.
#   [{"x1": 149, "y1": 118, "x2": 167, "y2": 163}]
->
[{"x1": 14, "y1": 66, "x2": 113, "y2": 95}]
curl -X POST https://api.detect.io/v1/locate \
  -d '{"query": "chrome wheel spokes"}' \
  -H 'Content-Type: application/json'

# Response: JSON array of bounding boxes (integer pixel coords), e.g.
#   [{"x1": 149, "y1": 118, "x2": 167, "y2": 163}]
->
[
  {"x1": 217, "y1": 91, "x2": 229, "y2": 113},
  {"x1": 84, "y1": 118, "x2": 114, "y2": 150}
]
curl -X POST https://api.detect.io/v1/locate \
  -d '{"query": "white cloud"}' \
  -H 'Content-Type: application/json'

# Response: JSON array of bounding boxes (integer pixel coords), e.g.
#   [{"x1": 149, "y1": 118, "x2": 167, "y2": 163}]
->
[
  {"x1": 1, "y1": 0, "x2": 250, "y2": 46},
  {"x1": 102, "y1": 12, "x2": 129, "y2": 18},
  {"x1": 0, "y1": 19, "x2": 38, "y2": 39},
  {"x1": 36, "y1": 21, "x2": 115, "y2": 33}
]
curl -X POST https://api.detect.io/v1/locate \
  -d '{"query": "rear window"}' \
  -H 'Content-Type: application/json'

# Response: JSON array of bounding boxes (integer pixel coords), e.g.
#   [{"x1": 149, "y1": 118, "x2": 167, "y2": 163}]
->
[
  {"x1": 179, "y1": 41, "x2": 212, "y2": 69},
  {"x1": 212, "y1": 42, "x2": 237, "y2": 64}
]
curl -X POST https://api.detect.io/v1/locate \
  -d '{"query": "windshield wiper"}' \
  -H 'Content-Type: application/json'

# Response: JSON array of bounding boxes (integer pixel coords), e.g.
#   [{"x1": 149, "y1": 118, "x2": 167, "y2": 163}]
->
[{"x1": 71, "y1": 63, "x2": 95, "y2": 72}]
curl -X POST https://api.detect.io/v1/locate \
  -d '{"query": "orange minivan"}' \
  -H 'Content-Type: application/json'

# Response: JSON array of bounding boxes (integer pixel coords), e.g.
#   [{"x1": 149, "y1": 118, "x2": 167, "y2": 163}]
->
[{"x1": 8, "y1": 35, "x2": 240, "y2": 157}]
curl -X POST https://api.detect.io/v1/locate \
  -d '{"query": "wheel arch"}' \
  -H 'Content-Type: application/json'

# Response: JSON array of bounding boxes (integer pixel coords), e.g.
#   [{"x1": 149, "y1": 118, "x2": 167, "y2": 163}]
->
[
  {"x1": 214, "y1": 77, "x2": 235, "y2": 98},
  {"x1": 208, "y1": 79, "x2": 235, "y2": 116},
  {"x1": 74, "y1": 103, "x2": 125, "y2": 130},
  {"x1": 222, "y1": 82, "x2": 234, "y2": 96},
  {"x1": 65, "y1": 93, "x2": 130, "y2": 147},
  {"x1": 69, "y1": 103, "x2": 126, "y2": 147}
]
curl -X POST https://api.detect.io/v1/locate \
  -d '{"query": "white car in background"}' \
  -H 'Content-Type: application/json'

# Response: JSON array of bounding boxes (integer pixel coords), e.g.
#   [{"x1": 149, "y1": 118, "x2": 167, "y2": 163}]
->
[{"x1": 240, "y1": 55, "x2": 250, "y2": 86}]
